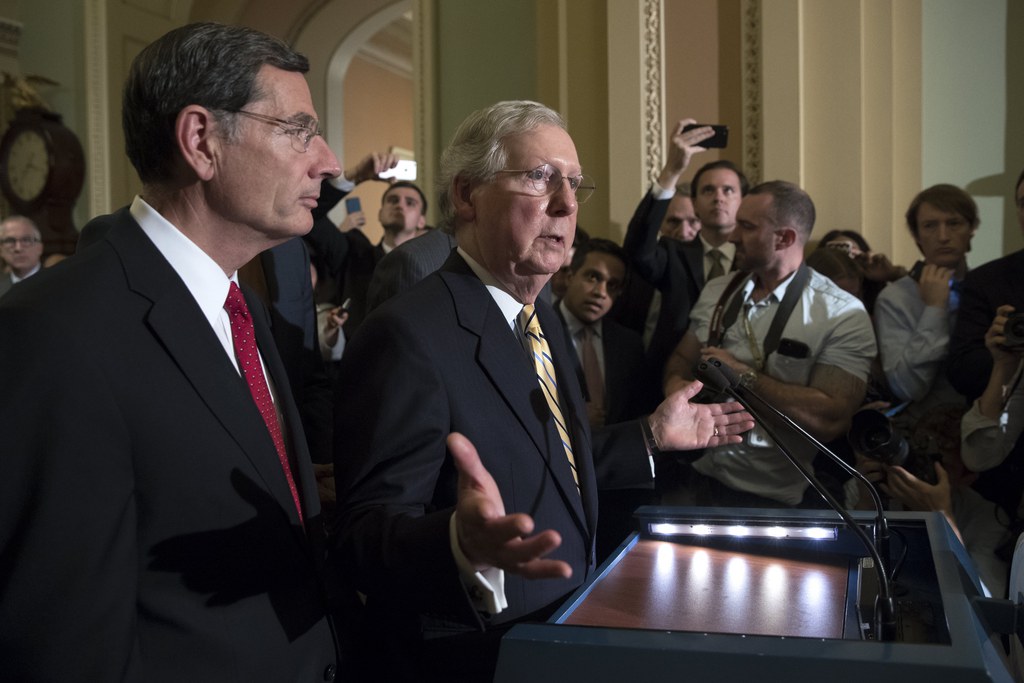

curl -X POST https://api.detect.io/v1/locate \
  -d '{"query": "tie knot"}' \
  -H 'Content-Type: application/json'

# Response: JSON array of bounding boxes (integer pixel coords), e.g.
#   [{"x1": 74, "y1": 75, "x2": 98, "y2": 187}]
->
[
  {"x1": 521, "y1": 304, "x2": 540, "y2": 335},
  {"x1": 224, "y1": 282, "x2": 250, "y2": 318},
  {"x1": 709, "y1": 248, "x2": 723, "y2": 261}
]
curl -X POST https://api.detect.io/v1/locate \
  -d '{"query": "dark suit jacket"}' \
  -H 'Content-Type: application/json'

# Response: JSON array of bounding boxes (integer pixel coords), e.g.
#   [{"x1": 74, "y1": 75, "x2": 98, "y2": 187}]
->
[
  {"x1": 305, "y1": 179, "x2": 385, "y2": 339},
  {"x1": 80, "y1": 221, "x2": 334, "y2": 466},
  {"x1": 618, "y1": 191, "x2": 705, "y2": 388},
  {"x1": 948, "y1": 249, "x2": 1024, "y2": 400},
  {"x1": 366, "y1": 227, "x2": 457, "y2": 312},
  {"x1": 332, "y1": 252, "x2": 651, "y2": 680},
  {"x1": 554, "y1": 304, "x2": 656, "y2": 425},
  {"x1": 1, "y1": 209, "x2": 337, "y2": 681},
  {"x1": 256, "y1": 239, "x2": 333, "y2": 464},
  {"x1": 0, "y1": 272, "x2": 12, "y2": 299}
]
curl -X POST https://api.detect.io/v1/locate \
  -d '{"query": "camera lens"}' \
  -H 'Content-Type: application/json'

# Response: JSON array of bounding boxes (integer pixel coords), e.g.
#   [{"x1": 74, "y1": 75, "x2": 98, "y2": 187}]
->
[{"x1": 848, "y1": 409, "x2": 909, "y2": 466}]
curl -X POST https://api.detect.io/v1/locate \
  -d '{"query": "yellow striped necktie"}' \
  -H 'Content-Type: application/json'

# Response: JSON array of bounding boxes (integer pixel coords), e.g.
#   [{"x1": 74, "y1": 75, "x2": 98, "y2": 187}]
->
[{"x1": 521, "y1": 304, "x2": 579, "y2": 490}]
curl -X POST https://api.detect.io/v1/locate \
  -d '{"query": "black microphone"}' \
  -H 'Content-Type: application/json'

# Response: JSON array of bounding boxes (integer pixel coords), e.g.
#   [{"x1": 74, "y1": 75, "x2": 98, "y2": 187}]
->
[
  {"x1": 693, "y1": 360, "x2": 898, "y2": 642},
  {"x1": 707, "y1": 359, "x2": 893, "y2": 568}
]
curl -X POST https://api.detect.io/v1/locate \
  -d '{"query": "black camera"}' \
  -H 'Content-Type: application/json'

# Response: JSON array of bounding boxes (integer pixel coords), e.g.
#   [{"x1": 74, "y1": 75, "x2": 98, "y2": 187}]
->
[
  {"x1": 1004, "y1": 311, "x2": 1024, "y2": 349},
  {"x1": 849, "y1": 409, "x2": 909, "y2": 467},
  {"x1": 848, "y1": 409, "x2": 939, "y2": 485}
]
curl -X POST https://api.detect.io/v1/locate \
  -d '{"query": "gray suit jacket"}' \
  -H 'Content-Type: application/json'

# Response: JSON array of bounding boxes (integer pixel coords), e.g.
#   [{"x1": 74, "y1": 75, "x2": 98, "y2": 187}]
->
[{"x1": 365, "y1": 227, "x2": 456, "y2": 312}]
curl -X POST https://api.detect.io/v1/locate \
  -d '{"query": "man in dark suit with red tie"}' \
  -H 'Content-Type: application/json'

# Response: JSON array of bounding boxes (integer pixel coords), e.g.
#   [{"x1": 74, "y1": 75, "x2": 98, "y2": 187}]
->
[
  {"x1": 332, "y1": 100, "x2": 753, "y2": 682},
  {"x1": 0, "y1": 23, "x2": 344, "y2": 681}
]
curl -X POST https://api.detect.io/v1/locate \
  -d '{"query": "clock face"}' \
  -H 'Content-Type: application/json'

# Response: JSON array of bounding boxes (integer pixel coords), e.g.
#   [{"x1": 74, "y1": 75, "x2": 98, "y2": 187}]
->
[{"x1": 6, "y1": 129, "x2": 50, "y2": 203}]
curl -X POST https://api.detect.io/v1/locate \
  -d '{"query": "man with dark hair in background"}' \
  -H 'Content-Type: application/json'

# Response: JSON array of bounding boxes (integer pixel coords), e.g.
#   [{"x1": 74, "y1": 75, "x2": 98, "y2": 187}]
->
[
  {"x1": 663, "y1": 180, "x2": 876, "y2": 509},
  {"x1": 620, "y1": 120, "x2": 749, "y2": 397}
]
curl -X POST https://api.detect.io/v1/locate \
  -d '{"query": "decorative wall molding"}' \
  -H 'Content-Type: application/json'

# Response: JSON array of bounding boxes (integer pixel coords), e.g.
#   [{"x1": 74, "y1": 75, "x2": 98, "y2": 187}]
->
[
  {"x1": 84, "y1": 0, "x2": 110, "y2": 216},
  {"x1": 741, "y1": 0, "x2": 762, "y2": 185},
  {"x1": 642, "y1": 0, "x2": 663, "y2": 184},
  {"x1": 413, "y1": 0, "x2": 434, "y2": 224},
  {"x1": 0, "y1": 17, "x2": 22, "y2": 58}
]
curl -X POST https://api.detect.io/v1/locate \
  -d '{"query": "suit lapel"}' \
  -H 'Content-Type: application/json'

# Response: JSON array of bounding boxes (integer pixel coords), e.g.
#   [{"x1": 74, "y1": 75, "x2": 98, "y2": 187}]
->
[
  {"x1": 108, "y1": 216, "x2": 311, "y2": 534},
  {"x1": 440, "y1": 257, "x2": 591, "y2": 535}
]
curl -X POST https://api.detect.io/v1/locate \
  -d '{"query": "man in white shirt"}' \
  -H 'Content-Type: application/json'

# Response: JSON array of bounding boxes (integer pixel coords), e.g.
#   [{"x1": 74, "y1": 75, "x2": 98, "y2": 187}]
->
[{"x1": 664, "y1": 180, "x2": 877, "y2": 507}]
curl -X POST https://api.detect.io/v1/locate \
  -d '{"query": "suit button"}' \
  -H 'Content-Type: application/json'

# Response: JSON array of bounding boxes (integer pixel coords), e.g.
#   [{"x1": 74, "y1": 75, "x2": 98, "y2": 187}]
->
[{"x1": 323, "y1": 663, "x2": 336, "y2": 681}]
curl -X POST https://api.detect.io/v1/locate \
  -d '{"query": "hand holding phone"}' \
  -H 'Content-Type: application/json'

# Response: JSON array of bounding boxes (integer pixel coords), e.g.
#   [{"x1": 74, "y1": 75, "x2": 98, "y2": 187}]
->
[
  {"x1": 682, "y1": 123, "x2": 729, "y2": 149},
  {"x1": 378, "y1": 160, "x2": 417, "y2": 181}
]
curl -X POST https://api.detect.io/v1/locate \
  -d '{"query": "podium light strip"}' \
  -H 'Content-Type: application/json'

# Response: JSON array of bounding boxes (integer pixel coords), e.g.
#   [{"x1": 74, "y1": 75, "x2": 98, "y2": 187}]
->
[{"x1": 648, "y1": 522, "x2": 838, "y2": 541}]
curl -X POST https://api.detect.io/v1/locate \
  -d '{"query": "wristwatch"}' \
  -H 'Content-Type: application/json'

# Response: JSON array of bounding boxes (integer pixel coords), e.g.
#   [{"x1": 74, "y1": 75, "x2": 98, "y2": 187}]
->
[{"x1": 738, "y1": 368, "x2": 758, "y2": 389}]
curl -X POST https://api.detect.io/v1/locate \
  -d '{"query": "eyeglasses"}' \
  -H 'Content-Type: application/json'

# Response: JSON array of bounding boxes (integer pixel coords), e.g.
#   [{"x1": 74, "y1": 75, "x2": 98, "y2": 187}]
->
[
  {"x1": 496, "y1": 164, "x2": 595, "y2": 204},
  {"x1": 1, "y1": 236, "x2": 40, "y2": 248},
  {"x1": 230, "y1": 110, "x2": 323, "y2": 153}
]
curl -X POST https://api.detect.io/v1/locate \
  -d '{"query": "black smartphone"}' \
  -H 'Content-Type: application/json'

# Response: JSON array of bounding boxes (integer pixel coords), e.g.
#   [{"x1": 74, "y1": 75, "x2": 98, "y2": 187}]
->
[
  {"x1": 683, "y1": 123, "x2": 729, "y2": 149},
  {"x1": 339, "y1": 297, "x2": 352, "y2": 312},
  {"x1": 777, "y1": 337, "x2": 810, "y2": 359},
  {"x1": 344, "y1": 197, "x2": 361, "y2": 214}
]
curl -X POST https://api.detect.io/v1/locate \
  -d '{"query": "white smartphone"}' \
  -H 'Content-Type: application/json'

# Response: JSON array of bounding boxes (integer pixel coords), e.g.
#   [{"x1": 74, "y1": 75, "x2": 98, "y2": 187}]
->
[{"x1": 379, "y1": 159, "x2": 417, "y2": 181}]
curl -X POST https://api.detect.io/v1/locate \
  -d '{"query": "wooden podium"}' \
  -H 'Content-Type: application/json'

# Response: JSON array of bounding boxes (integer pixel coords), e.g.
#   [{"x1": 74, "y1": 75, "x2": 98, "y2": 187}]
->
[{"x1": 494, "y1": 507, "x2": 1017, "y2": 683}]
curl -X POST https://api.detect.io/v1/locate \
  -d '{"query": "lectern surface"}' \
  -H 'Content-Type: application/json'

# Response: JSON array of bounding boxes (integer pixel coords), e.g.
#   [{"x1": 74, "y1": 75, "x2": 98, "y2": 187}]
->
[{"x1": 563, "y1": 539, "x2": 848, "y2": 637}]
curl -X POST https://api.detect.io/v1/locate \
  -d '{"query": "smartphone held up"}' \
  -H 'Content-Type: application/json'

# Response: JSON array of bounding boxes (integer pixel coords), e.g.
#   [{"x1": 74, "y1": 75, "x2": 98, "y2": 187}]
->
[{"x1": 683, "y1": 123, "x2": 729, "y2": 149}]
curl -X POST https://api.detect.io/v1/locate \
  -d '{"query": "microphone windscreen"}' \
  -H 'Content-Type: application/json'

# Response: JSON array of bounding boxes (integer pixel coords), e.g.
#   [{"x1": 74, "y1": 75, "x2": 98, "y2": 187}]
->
[
  {"x1": 709, "y1": 358, "x2": 740, "y2": 387},
  {"x1": 694, "y1": 361, "x2": 731, "y2": 393}
]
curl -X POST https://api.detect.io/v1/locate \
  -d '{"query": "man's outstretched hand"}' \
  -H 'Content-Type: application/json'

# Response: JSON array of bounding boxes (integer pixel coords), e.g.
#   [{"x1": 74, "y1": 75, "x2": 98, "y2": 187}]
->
[
  {"x1": 448, "y1": 432, "x2": 572, "y2": 580},
  {"x1": 650, "y1": 380, "x2": 755, "y2": 451}
]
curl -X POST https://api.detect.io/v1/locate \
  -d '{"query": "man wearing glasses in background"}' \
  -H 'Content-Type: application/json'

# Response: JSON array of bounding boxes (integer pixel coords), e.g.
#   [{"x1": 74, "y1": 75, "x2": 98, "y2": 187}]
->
[
  {"x1": 332, "y1": 100, "x2": 753, "y2": 682},
  {"x1": 0, "y1": 215, "x2": 43, "y2": 298}
]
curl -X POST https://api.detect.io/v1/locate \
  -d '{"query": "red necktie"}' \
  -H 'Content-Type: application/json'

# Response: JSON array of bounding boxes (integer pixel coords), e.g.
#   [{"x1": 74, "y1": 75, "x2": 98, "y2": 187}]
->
[
  {"x1": 224, "y1": 282, "x2": 303, "y2": 523},
  {"x1": 581, "y1": 325, "x2": 605, "y2": 427}
]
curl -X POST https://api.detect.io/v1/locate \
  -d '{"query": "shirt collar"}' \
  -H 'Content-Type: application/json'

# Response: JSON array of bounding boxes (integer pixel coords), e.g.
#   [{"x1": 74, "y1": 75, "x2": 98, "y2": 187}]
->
[
  {"x1": 742, "y1": 266, "x2": 800, "y2": 305},
  {"x1": 700, "y1": 234, "x2": 735, "y2": 259},
  {"x1": 457, "y1": 246, "x2": 524, "y2": 331},
  {"x1": 131, "y1": 195, "x2": 237, "y2": 327},
  {"x1": 10, "y1": 264, "x2": 41, "y2": 283},
  {"x1": 558, "y1": 299, "x2": 602, "y2": 339}
]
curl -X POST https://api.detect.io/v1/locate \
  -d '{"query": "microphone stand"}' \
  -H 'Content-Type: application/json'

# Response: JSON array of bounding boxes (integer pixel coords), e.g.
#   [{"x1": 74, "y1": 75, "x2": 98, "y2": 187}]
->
[{"x1": 695, "y1": 361, "x2": 898, "y2": 642}]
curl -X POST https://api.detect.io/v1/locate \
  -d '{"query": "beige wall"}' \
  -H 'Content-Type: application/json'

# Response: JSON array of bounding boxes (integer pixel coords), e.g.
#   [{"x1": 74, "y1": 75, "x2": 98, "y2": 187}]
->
[
  {"x1": 663, "y1": 0, "x2": 728, "y2": 179},
  {"x1": 2, "y1": 0, "x2": 1019, "y2": 269},
  {"x1": 339, "y1": 55, "x2": 414, "y2": 245}
]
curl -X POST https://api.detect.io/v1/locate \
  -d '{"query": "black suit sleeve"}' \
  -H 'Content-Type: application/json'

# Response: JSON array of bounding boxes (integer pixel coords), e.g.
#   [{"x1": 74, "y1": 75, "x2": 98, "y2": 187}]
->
[
  {"x1": 590, "y1": 420, "x2": 655, "y2": 490},
  {"x1": 622, "y1": 191, "x2": 672, "y2": 288},
  {"x1": 947, "y1": 260, "x2": 1024, "y2": 401},
  {"x1": 332, "y1": 307, "x2": 479, "y2": 624},
  {"x1": 0, "y1": 302, "x2": 140, "y2": 679},
  {"x1": 948, "y1": 272, "x2": 995, "y2": 400}
]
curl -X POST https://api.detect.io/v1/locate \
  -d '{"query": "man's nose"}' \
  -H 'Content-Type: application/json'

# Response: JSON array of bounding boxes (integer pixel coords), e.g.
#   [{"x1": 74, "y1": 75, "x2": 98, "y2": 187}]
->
[{"x1": 549, "y1": 179, "x2": 577, "y2": 214}]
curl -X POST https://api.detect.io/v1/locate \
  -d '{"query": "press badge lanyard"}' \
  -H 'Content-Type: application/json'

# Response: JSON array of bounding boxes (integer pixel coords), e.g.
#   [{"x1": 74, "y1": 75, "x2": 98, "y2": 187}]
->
[{"x1": 706, "y1": 264, "x2": 811, "y2": 369}]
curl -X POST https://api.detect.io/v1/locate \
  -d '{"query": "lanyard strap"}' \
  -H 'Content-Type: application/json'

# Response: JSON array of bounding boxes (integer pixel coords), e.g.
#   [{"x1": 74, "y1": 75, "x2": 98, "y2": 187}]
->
[{"x1": 706, "y1": 264, "x2": 811, "y2": 365}]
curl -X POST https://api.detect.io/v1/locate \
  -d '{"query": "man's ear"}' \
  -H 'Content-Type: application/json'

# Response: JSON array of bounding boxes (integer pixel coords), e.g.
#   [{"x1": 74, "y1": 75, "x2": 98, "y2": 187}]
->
[
  {"x1": 775, "y1": 226, "x2": 798, "y2": 249},
  {"x1": 176, "y1": 105, "x2": 219, "y2": 182},
  {"x1": 451, "y1": 175, "x2": 476, "y2": 222}
]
